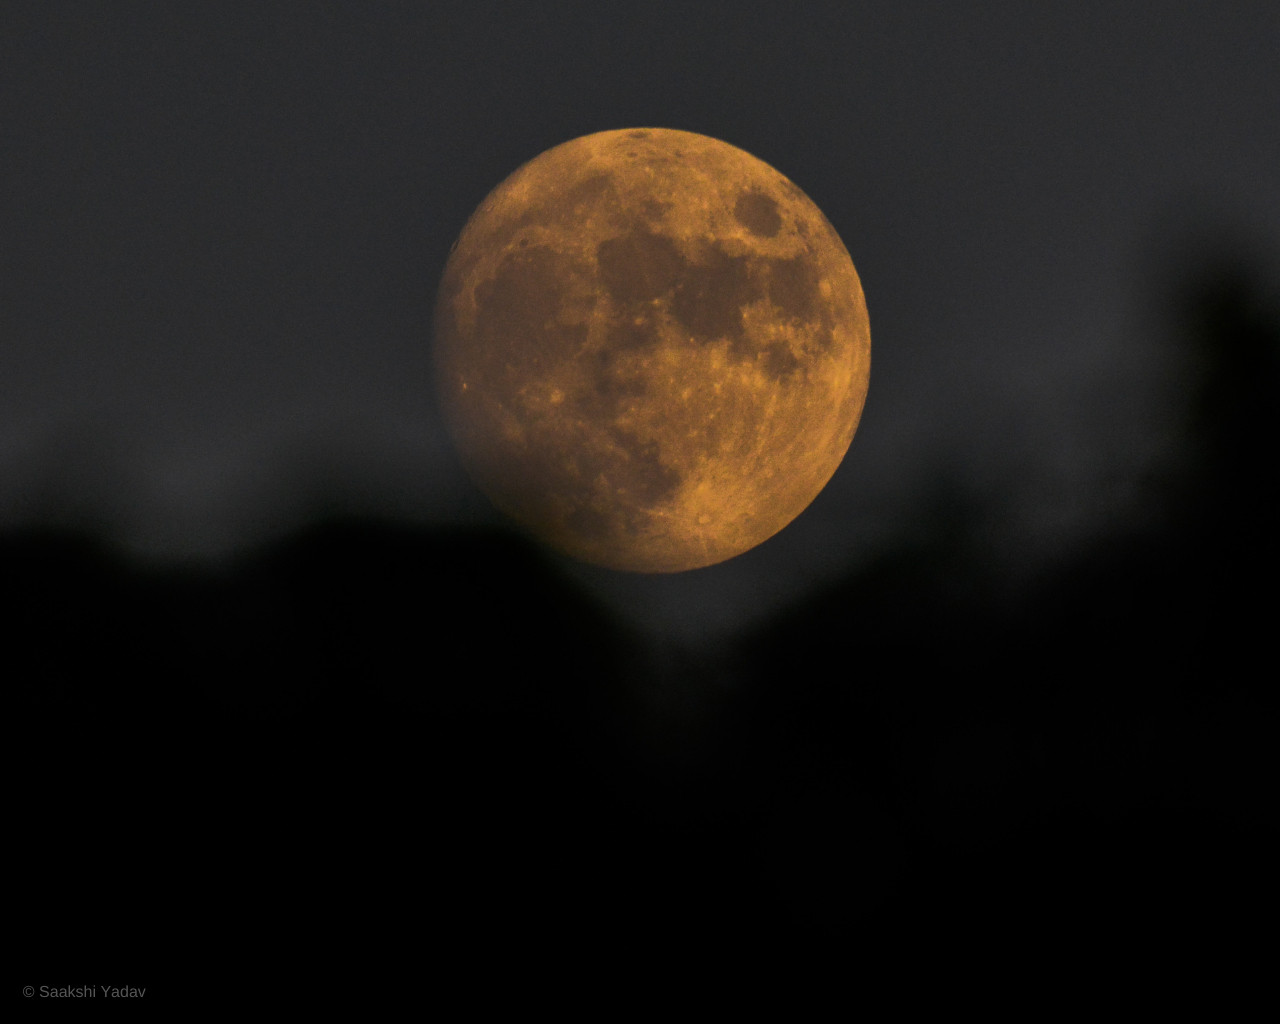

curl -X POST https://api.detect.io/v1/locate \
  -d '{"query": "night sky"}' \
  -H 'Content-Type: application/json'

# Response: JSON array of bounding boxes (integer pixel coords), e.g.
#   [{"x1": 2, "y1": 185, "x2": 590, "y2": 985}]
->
[{"x1": 10, "y1": 1, "x2": 1278, "y2": 1003}]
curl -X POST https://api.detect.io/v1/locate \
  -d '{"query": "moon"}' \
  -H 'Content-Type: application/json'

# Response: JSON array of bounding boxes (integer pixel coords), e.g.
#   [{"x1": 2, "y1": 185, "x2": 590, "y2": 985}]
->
[{"x1": 434, "y1": 128, "x2": 870, "y2": 573}]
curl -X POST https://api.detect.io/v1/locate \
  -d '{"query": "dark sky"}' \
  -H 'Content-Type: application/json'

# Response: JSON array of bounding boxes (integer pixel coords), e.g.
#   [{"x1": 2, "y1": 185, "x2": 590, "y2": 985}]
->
[{"x1": 3, "y1": 1, "x2": 1278, "y2": 641}]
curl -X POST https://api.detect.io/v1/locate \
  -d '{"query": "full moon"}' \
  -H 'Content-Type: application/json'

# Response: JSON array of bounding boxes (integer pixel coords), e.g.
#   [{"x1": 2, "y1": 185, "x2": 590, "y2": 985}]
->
[{"x1": 434, "y1": 128, "x2": 870, "y2": 573}]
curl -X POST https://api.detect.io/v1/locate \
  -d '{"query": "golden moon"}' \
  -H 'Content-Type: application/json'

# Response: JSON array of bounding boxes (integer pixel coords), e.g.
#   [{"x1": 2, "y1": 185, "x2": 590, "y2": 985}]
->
[{"x1": 434, "y1": 128, "x2": 870, "y2": 573}]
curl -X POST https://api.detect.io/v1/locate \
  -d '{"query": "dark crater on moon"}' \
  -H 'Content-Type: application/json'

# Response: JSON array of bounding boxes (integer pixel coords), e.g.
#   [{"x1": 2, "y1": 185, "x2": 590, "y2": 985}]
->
[
  {"x1": 670, "y1": 245, "x2": 757, "y2": 348},
  {"x1": 608, "y1": 429, "x2": 682, "y2": 502},
  {"x1": 594, "y1": 224, "x2": 832, "y2": 368},
  {"x1": 581, "y1": 348, "x2": 648, "y2": 421},
  {"x1": 761, "y1": 342, "x2": 802, "y2": 380},
  {"x1": 556, "y1": 423, "x2": 683, "y2": 543},
  {"x1": 609, "y1": 317, "x2": 660, "y2": 353},
  {"x1": 597, "y1": 230, "x2": 684, "y2": 305},
  {"x1": 559, "y1": 172, "x2": 614, "y2": 218},
  {"x1": 763, "y1": 255, "x2": 821, "y2": 324},
  {"x1": 734, "y1": 191, "x2": 782, "y2": 237},
  {"x1": 473, "y1": 246, "x2": 590, "y2": 377},
  {"x1": 762, "y1": 254, "x2": 835, "y2": 348}
]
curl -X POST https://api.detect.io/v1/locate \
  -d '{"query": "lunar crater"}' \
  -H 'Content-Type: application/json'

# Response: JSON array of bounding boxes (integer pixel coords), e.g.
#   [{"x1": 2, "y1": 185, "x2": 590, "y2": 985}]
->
[
  {"x1": 760, "y1": 342, "x2": 803, "y2": 380},
  {"x1": 669, "y1": 243, "x2": 757, "y2": 346},
  {"x1": 596, "y1": 229, "x2": 685, "y2": 305},
  {"x1": 734, "y1": 190, "x2": 783, "y2": 237},
  {"x1": 472, "y1": 246, "x2": 592, "y2": 377}
]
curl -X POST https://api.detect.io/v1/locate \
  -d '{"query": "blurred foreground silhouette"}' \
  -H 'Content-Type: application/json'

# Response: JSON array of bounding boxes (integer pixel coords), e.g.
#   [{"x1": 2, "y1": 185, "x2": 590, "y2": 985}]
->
[{"x1": 10, "y1": 250, "x2": 1276, "y2": 994}]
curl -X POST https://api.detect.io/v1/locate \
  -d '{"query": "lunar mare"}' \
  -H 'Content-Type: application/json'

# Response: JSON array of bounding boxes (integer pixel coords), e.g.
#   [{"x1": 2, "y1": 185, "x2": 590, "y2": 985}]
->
[{"x1": 434, "y1": 128, "x2": 870, "y2": 573}]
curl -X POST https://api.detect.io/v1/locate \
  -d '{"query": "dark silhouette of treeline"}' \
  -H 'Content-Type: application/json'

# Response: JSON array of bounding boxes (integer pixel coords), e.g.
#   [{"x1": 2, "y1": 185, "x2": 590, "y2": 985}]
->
[{"x1": 10, "y1": 252, "x2": 1276, "y2": 993}]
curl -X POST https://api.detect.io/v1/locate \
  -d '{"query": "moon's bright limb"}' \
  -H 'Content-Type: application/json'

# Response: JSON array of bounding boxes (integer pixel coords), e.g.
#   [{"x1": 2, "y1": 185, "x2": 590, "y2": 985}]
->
[{"x1": 434, "y1": 128, "x2": 870, "y2": 573}]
